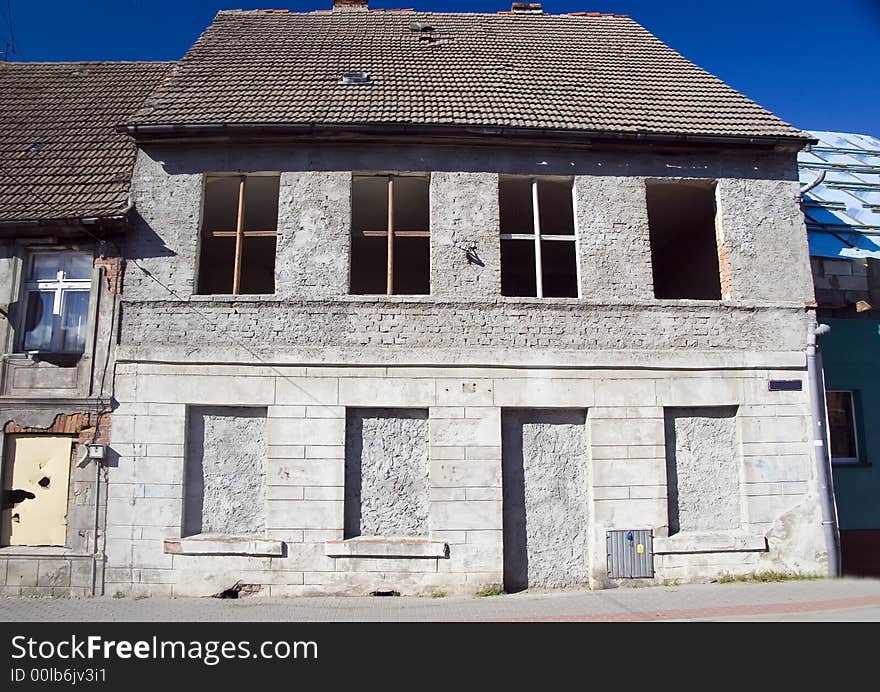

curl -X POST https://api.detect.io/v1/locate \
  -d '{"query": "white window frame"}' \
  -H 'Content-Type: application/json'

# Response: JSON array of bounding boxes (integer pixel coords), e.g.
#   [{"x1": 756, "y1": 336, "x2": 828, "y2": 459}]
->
[
  {"x1": 20, "y1": 251, "x2": 93, "y2": 354},
  {"x1": 827, "y1": 389, "x2": 860, "y2": 464},
  {"x1": 499, "y1": 176, "x2": 580, "y2": 298}
]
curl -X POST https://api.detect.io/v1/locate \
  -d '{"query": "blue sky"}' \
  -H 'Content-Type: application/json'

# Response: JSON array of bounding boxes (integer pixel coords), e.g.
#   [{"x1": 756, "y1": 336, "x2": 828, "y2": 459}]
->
[{"x1": 2, "y1": 0, "x2": 878, "y2": 136}]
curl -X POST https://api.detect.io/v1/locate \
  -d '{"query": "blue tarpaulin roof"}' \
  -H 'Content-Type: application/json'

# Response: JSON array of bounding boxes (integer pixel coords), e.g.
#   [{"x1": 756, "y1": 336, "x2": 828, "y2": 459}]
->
[{"x1": 799, "y1": 131, "x2": 880, "y2": 259}]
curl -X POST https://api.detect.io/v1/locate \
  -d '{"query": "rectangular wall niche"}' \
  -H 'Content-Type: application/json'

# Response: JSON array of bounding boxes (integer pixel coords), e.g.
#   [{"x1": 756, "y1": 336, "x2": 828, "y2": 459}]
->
[
  {"x1": 184, "y1": 407, "x2": 267, "y2": 537},
  {"x1": 344, "y1": 408, "x2": 429, "y2": 539},
  {"x1": 501, "y1": 409, "x2": 589, "y2": 593},
  {"x1": 664, "y1": 406, "x2": 740, "y2": 535}
]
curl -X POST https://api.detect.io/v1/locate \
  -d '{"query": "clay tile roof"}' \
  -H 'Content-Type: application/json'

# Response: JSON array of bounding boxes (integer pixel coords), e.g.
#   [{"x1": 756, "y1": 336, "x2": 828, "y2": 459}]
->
[
  {"x1": 127, "y1": 10, "x2": 807, "y2": 142},
  {"x1": 0, "y1": 61, "x2": 172, "y2": 223}
]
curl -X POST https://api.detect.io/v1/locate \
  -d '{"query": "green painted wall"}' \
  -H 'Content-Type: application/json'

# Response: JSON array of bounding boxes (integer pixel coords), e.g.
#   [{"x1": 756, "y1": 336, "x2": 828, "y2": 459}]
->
[{"x1": 822, "y1": 318, "x2": 880, "y2": 530}]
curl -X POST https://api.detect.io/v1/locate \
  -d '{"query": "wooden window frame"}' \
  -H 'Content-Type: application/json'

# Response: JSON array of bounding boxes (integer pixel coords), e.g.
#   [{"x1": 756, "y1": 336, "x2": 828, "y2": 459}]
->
[
  {"x1": 202, "y1": 174, "x2": 278, "y2": 295},
  {"x1": 500, "y1": 177, "x2": 579, "y2": 298},
  {"x1": 351, "y1": 175, "x2": 430, "y2": 296}
]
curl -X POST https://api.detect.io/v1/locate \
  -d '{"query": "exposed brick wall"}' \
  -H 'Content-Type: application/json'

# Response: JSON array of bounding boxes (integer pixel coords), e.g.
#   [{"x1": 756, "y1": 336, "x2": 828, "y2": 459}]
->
[
  {"x1": 119, "y1": 299, "x2": 809, "y2": 353},
  {"x1": 94, "y1": 256, "x2": 124, "y2": 295},
  {"x1": 4, "y1": 411, "x2": 111, "y2": 447}
]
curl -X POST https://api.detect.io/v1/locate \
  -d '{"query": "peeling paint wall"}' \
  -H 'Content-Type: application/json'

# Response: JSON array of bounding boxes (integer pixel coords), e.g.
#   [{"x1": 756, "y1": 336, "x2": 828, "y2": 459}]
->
[
  {"x1": 344, "y1": 409, "x2": 429, "y2": 538},
  {"x1": 502, "y1": 409, "x2": 589, "y2": 591},
  {"x1": 665, "y1": 406, "x2": 740, "y2": 533},
  {"x1": 1, "y1": 435, "x2": 73, "y2": 546},
  {"x1": 184, "y1": 407, "x2": 267, "y2": 536}
]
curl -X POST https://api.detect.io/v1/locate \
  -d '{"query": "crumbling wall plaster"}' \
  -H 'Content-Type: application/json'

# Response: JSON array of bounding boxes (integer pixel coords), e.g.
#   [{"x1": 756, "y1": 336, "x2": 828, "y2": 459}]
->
[
  {"x1": 502, "y1": 409, "x2": 589, "y2": 591},
  {"x1": 184, "y1": 407, "x2": 267, "y2": 536},
  {"x1": 717, "y1": 178, "x2": 814, "y2": 304},
  {"x1": 120, "y1": 301, "x2": 811, "y2": 358},
  {"x1": 665, "y1": 406, "x2": 740, "y2": 533},
  {"x1": 125, "y1": 144, "x2": 809, "y2": 306},
  {"x1": 345, "y1": 409, "x2": 429, "y2": 538},
  {"x1": 430, "y1": 172, "x2": 501, "y2": 299},
  {"x1": 276, "y1": 171, "x2": 350, "y2": 299},
  {"x1": 576, "y1": 176, "x2": 654, "y2": 301}
]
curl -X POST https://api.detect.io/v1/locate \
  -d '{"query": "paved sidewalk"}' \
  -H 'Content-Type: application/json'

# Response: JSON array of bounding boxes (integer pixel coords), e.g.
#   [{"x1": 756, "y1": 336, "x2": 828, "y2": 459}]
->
[{"x1": 1, "y1": 577, "x2": 879, "y2": 622}]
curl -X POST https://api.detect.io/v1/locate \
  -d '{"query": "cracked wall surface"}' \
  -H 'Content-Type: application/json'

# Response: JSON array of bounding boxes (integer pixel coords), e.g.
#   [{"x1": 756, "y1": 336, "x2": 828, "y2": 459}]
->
[
  {"x1": 502, "y1": 409, "x2": 589, "y2": 591},
  {"x1": 184, "y1": 407, "x2": 267, "y2": 536},
  {"x1": 344, "y1": 409, "x2": 429, "y2": 538},
  {"x1": 665, "y1": 406, "x2": 740, "y2": 534}
]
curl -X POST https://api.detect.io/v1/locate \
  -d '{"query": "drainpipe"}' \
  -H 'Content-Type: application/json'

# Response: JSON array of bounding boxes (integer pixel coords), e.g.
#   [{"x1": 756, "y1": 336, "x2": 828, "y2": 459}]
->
[
  {"x1": 806, "y1": 321, "x2": 841, "y2": 576},
  {"x1": 90, "y1": 457, "x2": 102, "y2": 596}
]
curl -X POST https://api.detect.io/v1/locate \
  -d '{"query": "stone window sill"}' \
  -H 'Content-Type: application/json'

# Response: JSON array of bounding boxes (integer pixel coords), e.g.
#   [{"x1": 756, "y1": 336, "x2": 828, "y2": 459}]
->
[
  {"x1": 325, "y1": 537, "x2": 449, "y2": 559},
  {"x1": 163, "y1": 535, "x2": 284, "y2": 557},
  {"x1": 653, "y1": 532, "x2": 767, "y2": 555}
]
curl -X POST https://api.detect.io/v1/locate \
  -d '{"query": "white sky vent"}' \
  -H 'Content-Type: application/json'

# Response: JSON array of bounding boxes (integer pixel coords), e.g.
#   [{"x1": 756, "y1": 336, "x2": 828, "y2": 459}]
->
[{"x1": 340, "y1": 71, "x2": 372, "y2": 85}]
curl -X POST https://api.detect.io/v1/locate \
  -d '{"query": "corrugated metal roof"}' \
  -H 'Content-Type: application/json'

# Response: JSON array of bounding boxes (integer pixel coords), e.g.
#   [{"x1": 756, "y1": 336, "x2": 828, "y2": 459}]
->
[
  {"x1": 799, "y1": 130, "x2": 880, "y2": 259},
  {"x1": 126, "y1": 9, "x2": 808, "y2": 142}
]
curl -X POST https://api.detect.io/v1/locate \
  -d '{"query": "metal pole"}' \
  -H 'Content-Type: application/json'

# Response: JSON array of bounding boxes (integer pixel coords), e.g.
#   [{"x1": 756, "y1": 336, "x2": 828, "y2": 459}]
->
[{"x1": 806, "y1": 321, "x2": 841, "y2": 577}]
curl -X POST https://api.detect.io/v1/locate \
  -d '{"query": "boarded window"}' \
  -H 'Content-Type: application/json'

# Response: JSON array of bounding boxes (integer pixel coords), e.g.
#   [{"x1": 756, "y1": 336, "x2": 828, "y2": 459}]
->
[
  {"x1": 1, "y1": 435, "x2": 73, "y2": 546},
  {"x1": 197, "y1": 175, "x2": 279, "y2": 295},
  {"x1": 827, "y1": 390, "x2": 859, "y2": 463},
  {"x1": 647, "y1": 181, "x2": 722, "y2": 299},
  {"x1": 350, "y1": 175, "x2": 430, "y2": 295},
  {"x1": 500, "y1": 177, "x2": 578, "y2": 298},
  {"x1": 344, "y1": 409, "x2": 429, "y2": 538},
  {"x1": 501, "y1": 410, "x2": 588, "y2": 592},
  {"x1": 183, "y1": 407, "x2": 267, "y2": 537},
  {"x1": 664, "y1": 406, "x2": 739, "y2": 535}
]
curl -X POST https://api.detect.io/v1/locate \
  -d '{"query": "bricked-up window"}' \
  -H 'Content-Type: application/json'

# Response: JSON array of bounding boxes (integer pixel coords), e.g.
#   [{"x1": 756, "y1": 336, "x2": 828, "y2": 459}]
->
[
  {"x1": 21, "y1": 252, "x2": 92, "y2": 354},
  {"x1": 350, "y1": 175, "x2": 430, "y2": 295},
  {"x1": 827, "y1": 390, "x2": 860, "y2": 464},
  {"x1": 500, "y1": 176, "x2": 579, "y2": 298},
  {"x1": 647, "y1": 181, "x2": 722, "y2": 300},
  {"x1": 197, "y1": 175, "x2": 279, "y2": 295}
]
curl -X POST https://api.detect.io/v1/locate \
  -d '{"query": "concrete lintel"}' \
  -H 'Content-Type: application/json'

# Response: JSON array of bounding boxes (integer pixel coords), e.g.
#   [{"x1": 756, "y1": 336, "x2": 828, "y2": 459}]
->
[
  {"x1": 653, "y1": 533, "x2": 768, "y2": 555},
  {"x1": 325, "y1": 538, "x2": 449, "y2": 559},
  {"x1": 163, "y1": 536, "x2": 284, "y2": 557}
]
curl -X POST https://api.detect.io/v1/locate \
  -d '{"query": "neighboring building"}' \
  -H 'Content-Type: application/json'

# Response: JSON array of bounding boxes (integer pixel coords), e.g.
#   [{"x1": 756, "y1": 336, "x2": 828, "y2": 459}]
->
[
  {"x1": 103, "y1": 1, "x2": 829, "y2": 598},
  {"x1": 801, "y1": 130, "x2": 880, "y2": 576},
  {"x1": 0, "y1": 61, "x2": 170, "y2": 595}
]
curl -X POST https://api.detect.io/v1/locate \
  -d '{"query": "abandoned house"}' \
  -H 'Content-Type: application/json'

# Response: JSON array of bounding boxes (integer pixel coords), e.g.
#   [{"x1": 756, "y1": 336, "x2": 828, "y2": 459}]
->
[
  {"x1": 0, "y1": 61, "x2": 171, "y2": 595},
  {"x1": 2, "y1": 1, "x2": 834, "y2": 597}
]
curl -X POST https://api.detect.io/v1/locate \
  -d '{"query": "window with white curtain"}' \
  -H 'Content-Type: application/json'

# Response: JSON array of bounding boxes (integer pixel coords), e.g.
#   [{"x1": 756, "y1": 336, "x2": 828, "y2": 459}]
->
[{"x1": 21, "y1": 252, "x2": 92, "y2": 354}]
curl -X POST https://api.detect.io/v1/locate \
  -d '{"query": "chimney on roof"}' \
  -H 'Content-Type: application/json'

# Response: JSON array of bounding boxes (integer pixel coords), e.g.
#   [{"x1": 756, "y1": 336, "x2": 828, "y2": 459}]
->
[
  {"x1": 511, "y1": 2, "x2": 542, "y2": 12},
  {"x1": 333, "y1": 0, "x2": 368, "y2": 9}
]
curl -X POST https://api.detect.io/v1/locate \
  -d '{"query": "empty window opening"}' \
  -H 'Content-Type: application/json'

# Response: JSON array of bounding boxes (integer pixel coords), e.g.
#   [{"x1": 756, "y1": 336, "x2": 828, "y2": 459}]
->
[
  {"x1": 183, "y1": 407, "x2": 267, "y2": 537},
  {"x1": 1, "y1": 435, "x2": 74, "y2": 547},
  {"x1": 21, "y1": 252, "x2": 92, "y2": 354},
  {"x1": 197, "y1": 175, "x2": 279, "y2": 295},
  {"x1": 500, "y1": 177, "x2": 578, "y2": 298},
  {"x1": 350, "y1": 175, "x2": 430, "y2": 295},
  {"x1": 344, "y1": 409, "x2": 429, "y2": 539},
  {"x1": 827, "y1": 390, "x2": 859, "y2": 463},
  {"x1": 647, "y1": 181, "x2": 722, "y2": 300}
]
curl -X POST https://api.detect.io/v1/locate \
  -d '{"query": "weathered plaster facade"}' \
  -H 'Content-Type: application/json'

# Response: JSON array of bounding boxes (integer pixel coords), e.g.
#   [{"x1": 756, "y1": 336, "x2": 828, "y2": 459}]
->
[
  {"x1": 102, "y1": 141, "x2": 826, "y2": 597},
  {"x1": 0, "y1": 241, "x2": 120, "y2": 597}
]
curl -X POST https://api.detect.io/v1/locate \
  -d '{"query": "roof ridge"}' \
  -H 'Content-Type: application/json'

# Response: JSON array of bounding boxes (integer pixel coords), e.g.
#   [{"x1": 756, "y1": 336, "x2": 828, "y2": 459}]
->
[{"x1": 1, "y1": 60, "x2": 176, "y2": 66}]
